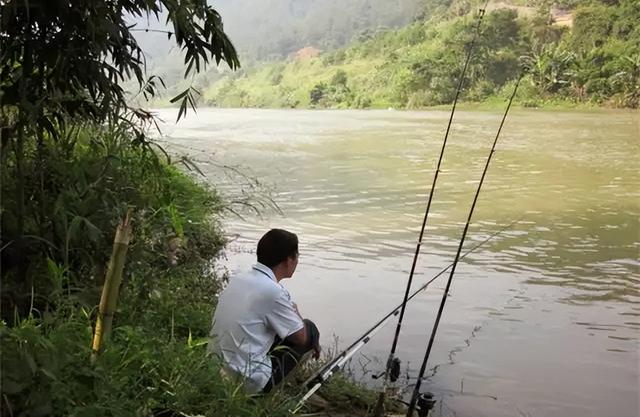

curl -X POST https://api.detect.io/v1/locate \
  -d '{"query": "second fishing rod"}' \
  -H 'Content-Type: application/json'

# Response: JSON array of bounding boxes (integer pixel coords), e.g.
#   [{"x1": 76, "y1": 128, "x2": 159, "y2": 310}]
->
[
  {"x1": 373, "y1": 2, "x2": 491, "y2": 415},
  {"x1": 405, "y1": 74, "x2": 522, "y2": 416}
]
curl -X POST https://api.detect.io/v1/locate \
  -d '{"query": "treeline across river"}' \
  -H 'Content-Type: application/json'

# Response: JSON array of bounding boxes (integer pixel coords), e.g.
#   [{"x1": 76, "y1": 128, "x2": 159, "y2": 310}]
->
[{"x1": 203, "y1": 0, "x2": 639, "y2": 109}]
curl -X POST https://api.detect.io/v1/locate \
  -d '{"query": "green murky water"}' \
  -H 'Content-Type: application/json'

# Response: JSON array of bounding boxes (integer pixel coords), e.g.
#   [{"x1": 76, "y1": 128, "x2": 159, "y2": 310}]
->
[{"x1": 158, "y1": 108, "x2": 639, "y2": 417}]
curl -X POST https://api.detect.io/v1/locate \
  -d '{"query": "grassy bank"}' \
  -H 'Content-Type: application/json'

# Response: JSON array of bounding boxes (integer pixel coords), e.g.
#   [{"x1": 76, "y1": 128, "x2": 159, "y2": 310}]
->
[
  {"x1": 427, "y1": 95, "x2": 602, "y2": 111},
  {"x1": 202, "y1": 0, "x2": 639, "y2": 110},
  {"x1": 0, "y1": 125, "x2": 381, "y2": 417}
]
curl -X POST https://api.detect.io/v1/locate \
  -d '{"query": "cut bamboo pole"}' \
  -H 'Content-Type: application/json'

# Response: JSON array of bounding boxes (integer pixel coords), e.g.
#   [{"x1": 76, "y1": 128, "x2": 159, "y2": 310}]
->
[{"x1": 91, "y1": 208, "x2": 133, "y2": 362}]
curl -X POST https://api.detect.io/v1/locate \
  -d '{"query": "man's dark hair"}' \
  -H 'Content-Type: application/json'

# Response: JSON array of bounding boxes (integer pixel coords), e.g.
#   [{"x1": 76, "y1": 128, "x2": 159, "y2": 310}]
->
[{"x1": 257, "y1": 229, "x2": 299, "y2": 268}]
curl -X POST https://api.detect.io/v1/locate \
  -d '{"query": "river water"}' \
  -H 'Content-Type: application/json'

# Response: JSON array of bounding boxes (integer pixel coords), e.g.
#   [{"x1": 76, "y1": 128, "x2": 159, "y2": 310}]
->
[{"x1": 156, "y1": 108, "x2": 639, "y2": 417}]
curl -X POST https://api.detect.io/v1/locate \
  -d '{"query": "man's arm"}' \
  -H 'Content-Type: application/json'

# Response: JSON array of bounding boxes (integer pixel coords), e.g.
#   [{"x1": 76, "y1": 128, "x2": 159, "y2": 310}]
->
[
  {"x1": 267, "y1": 295, "x2": 307, "y2": 346},
  {"x1": 285, "y1": 302, "x2": 308, "y2": 346},
  {"x1": 287, "y1": 303, "x2": 321, "y2": 359}
]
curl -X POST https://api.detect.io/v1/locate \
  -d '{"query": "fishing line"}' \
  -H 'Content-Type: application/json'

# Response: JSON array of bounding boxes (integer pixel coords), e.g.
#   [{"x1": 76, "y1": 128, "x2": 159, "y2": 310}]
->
[
  {"x1": 291, "y1": 217, "x2": 520, "y2": 413},
  {"x1": 410, "y1": 284, "x2": 528, "y2": 386},
  {"x1": 406, "y1": 74, "x2": 523, "y2": 417}
]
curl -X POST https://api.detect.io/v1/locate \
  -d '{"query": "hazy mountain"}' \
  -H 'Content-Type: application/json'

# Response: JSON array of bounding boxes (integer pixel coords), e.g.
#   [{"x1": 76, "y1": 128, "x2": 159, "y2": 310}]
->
[
  {"x1": 129, "y1": 0, "x2": 425, "y2": 88},
  {"x1": 211, "y1": 0, "x2": 424, "y2": 62}
]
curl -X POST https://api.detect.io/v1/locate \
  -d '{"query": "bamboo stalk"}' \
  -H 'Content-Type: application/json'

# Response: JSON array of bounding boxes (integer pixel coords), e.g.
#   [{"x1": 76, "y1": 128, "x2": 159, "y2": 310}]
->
[{"x1": 91, "y1": 208, "x2": 133, "y2": 362}]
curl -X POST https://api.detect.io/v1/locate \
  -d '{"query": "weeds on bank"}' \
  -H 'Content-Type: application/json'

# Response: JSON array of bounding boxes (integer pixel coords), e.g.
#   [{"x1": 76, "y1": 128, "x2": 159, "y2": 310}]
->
[{"x1": 1, "y1": 124, "x2": 380, "y2": 417}]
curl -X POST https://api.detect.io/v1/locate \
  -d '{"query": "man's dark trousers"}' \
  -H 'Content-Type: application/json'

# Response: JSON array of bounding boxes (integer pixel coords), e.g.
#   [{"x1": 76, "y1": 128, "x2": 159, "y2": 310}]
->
[{"x1": 262, "y1": 319, "x2": 320, "y2": 393}]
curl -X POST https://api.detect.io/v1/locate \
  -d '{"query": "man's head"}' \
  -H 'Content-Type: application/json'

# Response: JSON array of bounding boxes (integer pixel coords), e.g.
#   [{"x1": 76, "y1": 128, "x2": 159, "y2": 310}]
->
[{"x1": 257, "y1": 229, "x2": 299, "y2": 280}]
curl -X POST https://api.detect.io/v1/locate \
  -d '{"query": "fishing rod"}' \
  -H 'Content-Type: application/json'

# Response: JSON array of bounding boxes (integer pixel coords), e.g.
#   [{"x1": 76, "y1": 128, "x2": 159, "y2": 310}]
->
[
  {"x1": 374, "y1": 1, "x2": 491, "y2": 414},
  {"x1": 291, "y1": 218, "x2": 520, "y2": 414},
  {"x1": 406, "y1": 74, "x2": 523, "y2": 417}
]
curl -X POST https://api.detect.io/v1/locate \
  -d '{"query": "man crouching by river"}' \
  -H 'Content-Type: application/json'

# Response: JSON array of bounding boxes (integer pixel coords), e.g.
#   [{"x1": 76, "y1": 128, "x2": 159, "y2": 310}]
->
[{"x1": 209, "y1": 229, "x2": 321, "y2": 393}]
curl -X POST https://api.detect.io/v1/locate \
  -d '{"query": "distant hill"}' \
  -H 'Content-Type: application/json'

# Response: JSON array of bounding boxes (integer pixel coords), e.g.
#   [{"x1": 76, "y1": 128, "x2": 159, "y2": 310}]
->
[
  {"x1": 201, "y1": 0, "x2": 639, "y2": 109},
  {"x1": 210, "y1": 0, "x2": 424, "y2": 62},
  {"x1": 126, "y1": 0, "x2": 426, "y2": 100},
  {"x1": 126, "y1": 0, "x2": 638, "y2": 109}
]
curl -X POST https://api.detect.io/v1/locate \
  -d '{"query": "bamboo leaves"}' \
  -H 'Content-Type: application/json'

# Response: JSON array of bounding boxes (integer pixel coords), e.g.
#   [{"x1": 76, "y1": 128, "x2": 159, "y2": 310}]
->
[
  {"x1": 170, "y1": 86, "x2": 201, "y2": 122},
  {"x1": 0, "y1": 0, "x2": 240, "y2": 141}
]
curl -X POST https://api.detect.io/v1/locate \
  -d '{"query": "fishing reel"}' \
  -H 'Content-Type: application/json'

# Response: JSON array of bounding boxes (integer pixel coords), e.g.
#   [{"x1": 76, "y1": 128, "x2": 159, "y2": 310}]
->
[
  {"x1": 393, "y1": 392, "x2": 436, "y2": 417},
  {"x1": 371, "y1": 356, "x2": 401, "y2": 382},
  {"x1": 416, "y1": 392, "x2": 436, "y2": 417},
  {"x1": 390, "y1": 392, "x2": 436, "y2": 417}
]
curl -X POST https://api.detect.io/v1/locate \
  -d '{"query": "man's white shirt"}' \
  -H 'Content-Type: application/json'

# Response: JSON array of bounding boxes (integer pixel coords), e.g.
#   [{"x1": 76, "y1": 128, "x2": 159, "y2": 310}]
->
[{"x1": 209, "y1": 262, "x2": 304, "y2": 392}]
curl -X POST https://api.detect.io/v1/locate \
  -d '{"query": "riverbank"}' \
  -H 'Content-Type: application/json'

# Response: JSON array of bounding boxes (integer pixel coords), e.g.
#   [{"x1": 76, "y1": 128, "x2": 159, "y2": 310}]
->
[
  {"x1": 149, "y1": 95, "x2": 607, "y2": 113},
  {"x1": 0, "y1": 123, "x2": 385, "y2": 417}
]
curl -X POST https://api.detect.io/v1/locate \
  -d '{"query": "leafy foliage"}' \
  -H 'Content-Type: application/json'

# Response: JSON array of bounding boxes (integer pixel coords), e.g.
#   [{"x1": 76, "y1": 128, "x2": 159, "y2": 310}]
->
[
  {"x1": 0, "y1": 1, "x2": 240, "y2": 318},
  {"x1": 206, "y1": 0, "x2": 640, "y2": 109},
  {"x1": 0, "y1": 125, "x2": 225, "y2": 322},
  {"x1": 0, "y1": 0, "x2": 238, "y2": 131}
]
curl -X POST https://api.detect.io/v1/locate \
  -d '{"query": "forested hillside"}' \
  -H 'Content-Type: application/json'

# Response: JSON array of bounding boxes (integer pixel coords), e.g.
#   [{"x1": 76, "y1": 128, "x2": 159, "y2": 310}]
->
[
  {"x1": 212, "y1": 0, "x2": 424, "y2": 61},
  {"x1": 130, "y1": 0, "x2": 424, "y2": 91},
  {"x1": 203, "y1": 0, "x2": 639, "y2": 109}
]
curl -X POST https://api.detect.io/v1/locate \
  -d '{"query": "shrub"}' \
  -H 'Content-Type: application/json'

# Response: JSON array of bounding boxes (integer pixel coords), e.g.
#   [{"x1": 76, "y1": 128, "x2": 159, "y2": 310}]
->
[
  {"x1": 0, "y1": 124, "x2": 225, "y2": 323},
  {"x1": 309, "y1": 83, "x2": 328, "y2": 105}
]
